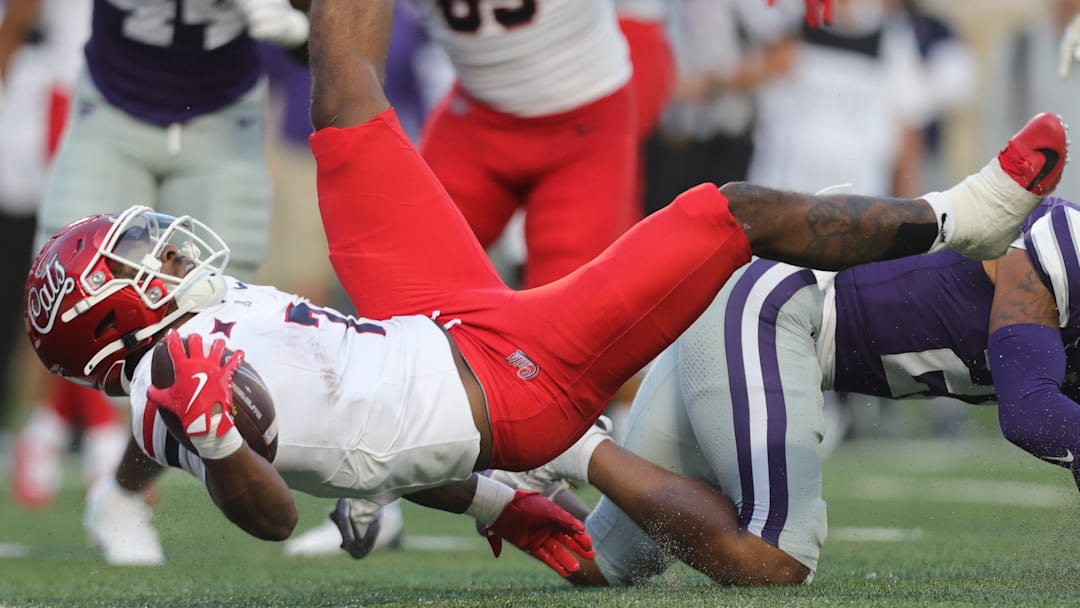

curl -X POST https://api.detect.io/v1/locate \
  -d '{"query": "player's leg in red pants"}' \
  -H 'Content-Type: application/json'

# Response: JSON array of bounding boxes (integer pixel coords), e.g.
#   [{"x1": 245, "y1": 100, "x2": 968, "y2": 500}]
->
[
  {"x1": 619, "y1": 17, "x2": 676, "y2": 141},
  {"x1": 419, "y1": 86, "x2": 520, "y2": 251},
  {"x1": 312, "y1": 110, "x2": 750, "y2": 470},
  {"x1": 421, "y1": 86, "x2": 638, "y2": 289}
]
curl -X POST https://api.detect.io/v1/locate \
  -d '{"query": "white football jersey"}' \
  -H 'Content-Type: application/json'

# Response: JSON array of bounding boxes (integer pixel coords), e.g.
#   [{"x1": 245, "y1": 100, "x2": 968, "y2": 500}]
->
[
  {"x1": 613, "y1": 0, "x2": 666, "y2": 21},
  {"x1": 415, "y1": 0, "x2": 631, "y2": 117},
  {"x1": 0, "y1": 0, "x2": 91, "y2": 213},
  {"x1": 129, "y1": 278, "x2": 481, "y2": 505}
]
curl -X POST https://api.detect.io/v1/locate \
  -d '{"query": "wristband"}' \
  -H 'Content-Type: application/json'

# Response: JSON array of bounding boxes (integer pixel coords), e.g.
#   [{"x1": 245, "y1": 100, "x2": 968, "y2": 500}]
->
[
  {"x1": 190, "y1": 413, "x2": 244, "y2": 460},
  {"x1": 464, "y1": 474, "x2": 516, "y2": 525}
]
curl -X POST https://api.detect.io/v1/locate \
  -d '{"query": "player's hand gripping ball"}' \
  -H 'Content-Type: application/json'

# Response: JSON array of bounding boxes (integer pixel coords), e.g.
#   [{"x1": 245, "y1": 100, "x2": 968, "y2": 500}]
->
[{"x1": 150, "y1": 331, "x2": 279, "y2": 462}]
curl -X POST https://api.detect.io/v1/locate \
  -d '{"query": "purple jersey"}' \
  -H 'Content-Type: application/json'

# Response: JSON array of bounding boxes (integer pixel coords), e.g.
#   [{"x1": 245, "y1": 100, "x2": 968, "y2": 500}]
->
[
  {"x1": 84, "y1": 0, "x2": 261, "y2": 125},
  {"x1": 833, "y1": 197, "x2": 1080, "y2": 403}
]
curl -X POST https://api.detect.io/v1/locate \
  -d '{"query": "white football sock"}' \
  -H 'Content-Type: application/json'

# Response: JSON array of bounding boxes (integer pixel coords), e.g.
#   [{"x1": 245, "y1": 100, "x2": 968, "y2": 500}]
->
[{"x1": 926, "y1": 159, "x2": 1040, "y2": 259}]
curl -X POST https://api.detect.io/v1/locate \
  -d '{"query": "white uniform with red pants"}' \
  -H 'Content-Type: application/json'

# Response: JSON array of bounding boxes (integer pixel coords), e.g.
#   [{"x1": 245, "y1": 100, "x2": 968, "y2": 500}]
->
[
  {"x1": 2, "y1": 0, "x2": 115, "y2": 514},
  {"x1": 0, "y1": 0, "x2": 90, "y2": 213},
  {"x1": 613, "y1": 0, "x2": 673, "y2": 140},
  {"x1": 416, "y1": 0, "x2": 639, "y2": 289}
]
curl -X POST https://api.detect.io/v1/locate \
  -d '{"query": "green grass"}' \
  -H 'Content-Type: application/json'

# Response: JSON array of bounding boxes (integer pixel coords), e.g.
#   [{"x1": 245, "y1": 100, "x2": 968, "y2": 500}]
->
[{"x1": 2, "y1": 435, "x2": 1080, "y2": 607}]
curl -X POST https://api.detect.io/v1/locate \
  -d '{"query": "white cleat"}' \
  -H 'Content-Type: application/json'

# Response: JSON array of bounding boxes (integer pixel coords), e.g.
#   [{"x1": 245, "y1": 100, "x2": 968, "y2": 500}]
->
[
  {"x1": 283, "y1": 519, "x2": 345, "y2": 558},
  {"x1": 81, "y1": 423, "x2": 128, "y2": 489},
  {"x1": 489, "y1": 416, "x2": 613, "y2": 496},
  {"x1": 85, "y1": 477, "x2": 164, "y2": 566}
]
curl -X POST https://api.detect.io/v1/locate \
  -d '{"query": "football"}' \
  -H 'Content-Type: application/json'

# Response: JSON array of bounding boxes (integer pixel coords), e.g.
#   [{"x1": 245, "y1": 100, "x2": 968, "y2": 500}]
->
[{"x1": 150, "y1": 336, "x2": 279, "y2": 462}]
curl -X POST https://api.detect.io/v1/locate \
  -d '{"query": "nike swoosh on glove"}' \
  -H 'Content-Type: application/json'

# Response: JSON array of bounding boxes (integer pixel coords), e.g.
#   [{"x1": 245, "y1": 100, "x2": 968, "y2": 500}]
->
[
  {"x1": 147, "y1": 330, "x2": 244, "y2": 459},
  {"x1": 482, "y1": 491, "x2": 594, "y2": 578},
  {"x1": 234, "y1": 0, "x2": 310, "y2": 47}
]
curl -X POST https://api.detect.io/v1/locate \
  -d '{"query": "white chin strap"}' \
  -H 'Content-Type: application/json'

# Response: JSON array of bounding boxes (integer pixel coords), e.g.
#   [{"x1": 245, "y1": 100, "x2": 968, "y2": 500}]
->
[{"x1": 81, "y1": 272, "x2": 227, "y2": 377}]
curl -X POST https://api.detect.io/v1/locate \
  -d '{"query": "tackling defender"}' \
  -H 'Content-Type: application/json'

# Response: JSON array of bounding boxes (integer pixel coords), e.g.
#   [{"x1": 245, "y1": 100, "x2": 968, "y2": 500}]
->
[
  {"x1": 498, "y1": 194, "x2": 1080, "y2": 586},
  {"x1": 25, "y1": 0, "x2": 1065, "y2": 576}
]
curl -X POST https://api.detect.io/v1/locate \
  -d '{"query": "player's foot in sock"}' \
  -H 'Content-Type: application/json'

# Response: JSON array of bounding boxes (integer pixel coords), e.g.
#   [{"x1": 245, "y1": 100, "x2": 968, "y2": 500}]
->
[{"x1": 934, "y1": 113, "x2": 1069, "y2": 259}]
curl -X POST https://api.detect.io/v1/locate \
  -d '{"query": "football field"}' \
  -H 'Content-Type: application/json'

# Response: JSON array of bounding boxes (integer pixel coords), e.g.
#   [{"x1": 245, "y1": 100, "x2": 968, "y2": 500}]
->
[{"x1": 2, "y1": 433, "x2": 1079, "y2": 607}]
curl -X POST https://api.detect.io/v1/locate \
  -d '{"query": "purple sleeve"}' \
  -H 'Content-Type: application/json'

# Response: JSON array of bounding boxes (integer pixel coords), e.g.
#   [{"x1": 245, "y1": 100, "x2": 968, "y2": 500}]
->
[{"x1": 988, "y1": 323, "x2": 1080, "y2": 470}]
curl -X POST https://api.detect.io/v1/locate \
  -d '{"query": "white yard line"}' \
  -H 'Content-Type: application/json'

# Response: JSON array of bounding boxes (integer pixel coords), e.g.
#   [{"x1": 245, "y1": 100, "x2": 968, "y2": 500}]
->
[
  {"x1": 401, "y1": 535, "x2": 486, "y2": 552},
  {"x1": 831, "y1": 527, "x2": 924, "y2": 542},
  {"x1": 850, "y1": 475, "x2": 1070, "y2": 508},
  {"x1": 0, "y1": 543, "x2": 30, "y2": 559}
]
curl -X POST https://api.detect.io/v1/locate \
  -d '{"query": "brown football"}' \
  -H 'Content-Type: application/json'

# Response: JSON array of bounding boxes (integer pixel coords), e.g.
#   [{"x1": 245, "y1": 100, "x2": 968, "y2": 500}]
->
[{"x1": 150, "y1": 336, "x2": 279, "y2": 462}]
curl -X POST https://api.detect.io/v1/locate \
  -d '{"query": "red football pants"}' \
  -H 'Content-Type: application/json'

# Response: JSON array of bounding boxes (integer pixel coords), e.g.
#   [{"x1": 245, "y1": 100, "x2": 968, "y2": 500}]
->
[
  {"x1": 420, "y1": 85, "x2": 638, "y2": 289},
  {"x1": 311, "y1": 109, "x2": 751, "y2": 470},
  {"x1": 620, "y1": 17, "x2": 676, "y2": 141}
]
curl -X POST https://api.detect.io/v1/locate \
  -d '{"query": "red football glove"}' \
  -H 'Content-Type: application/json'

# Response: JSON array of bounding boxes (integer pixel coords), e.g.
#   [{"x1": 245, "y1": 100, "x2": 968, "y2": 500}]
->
[
  {"x1": 147, "y1": 331, "x2": 244, "y2": 456},
  {"x1": 768, "y1": 0, "x2": 833, "y2": 28},
  {"x1": 482, "y1": 490, "x2": 595, "y2": 578}
]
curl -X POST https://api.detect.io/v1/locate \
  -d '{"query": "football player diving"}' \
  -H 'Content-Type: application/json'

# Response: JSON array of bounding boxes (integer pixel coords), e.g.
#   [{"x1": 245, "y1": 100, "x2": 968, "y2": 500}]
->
[
  {"x1": 23, "y1": 0, "x2": 1065, "y2": 578},
  {"x1": 491, "y1": 194, "x2": 1080, "y2": 587}
]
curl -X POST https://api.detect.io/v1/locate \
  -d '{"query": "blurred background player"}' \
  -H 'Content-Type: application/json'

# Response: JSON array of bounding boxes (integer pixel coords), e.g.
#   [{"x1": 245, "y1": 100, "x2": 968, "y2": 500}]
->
[
  {"x1": 10, "y1": 0, "x2": 309, "y2": 566},
  {"x1": 0, "y1": 0, "x2": 92, "y2": 506},
  {"x1": 414, "y1": 0, "x2": 639, "y2": 290},
  {"x1": 748, "y1": 0, "x2": 933, "y2": 198},
  {"x1": 986, "y1": 0, "x2": 1080, "y2": 201},
  {"x1": 642, "y1": 0, "x2": 796, "y2": 217},
  {"x1": 498, "y1": 181, "x2": 1080, "y2": 589}
]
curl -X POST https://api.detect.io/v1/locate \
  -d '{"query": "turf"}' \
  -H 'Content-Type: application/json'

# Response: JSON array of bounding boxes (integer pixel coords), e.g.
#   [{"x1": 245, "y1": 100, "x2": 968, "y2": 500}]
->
[{"x1": 2, "y1": 433, "x2": 1079, "y2": 607}]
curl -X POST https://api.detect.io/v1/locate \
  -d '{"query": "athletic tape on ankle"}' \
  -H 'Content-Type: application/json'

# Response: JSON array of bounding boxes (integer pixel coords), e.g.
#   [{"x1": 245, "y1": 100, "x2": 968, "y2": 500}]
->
[{"x1": 465, "y1": 474, "x2": 516, "y2": 525}]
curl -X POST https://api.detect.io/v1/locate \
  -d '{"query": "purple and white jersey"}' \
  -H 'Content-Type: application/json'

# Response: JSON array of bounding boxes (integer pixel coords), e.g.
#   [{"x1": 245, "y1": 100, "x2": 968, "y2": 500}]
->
[
  {"x1": 84, "y1": 0, "x2": 261, "y2": 125},
  {"x1": 832, "y1": 197, "x2": 1080, "y2": 403}
]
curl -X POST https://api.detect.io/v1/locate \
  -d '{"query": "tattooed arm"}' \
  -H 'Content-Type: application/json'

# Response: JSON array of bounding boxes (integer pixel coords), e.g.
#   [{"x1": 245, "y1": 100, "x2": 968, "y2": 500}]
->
[
  {"x1": 719, "y1": 183, "x2": 940, "y2": 271},
  {"x1": 988, "y1": 248, "x2": 1059, "y2": 332},
  {"x1": 985, "y1": 247, "x2": 1080, "y2": 476}
]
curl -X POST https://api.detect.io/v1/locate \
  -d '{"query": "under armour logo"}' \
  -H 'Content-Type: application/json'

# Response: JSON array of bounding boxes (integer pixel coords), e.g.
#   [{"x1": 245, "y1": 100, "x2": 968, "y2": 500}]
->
[{"x1": 506, "y1": 349, "x2": 539, "y2": 380}]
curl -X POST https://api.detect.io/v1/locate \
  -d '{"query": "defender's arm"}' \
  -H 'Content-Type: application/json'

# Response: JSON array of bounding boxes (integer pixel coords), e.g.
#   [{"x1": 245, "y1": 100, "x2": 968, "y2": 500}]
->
[{"x1": 988, "y1": 247, "x2": 1080, "y2": 471}]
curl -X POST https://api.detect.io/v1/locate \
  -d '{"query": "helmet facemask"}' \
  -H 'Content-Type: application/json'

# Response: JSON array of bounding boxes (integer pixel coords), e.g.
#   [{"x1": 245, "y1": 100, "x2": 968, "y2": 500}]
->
[{"x1": 25, "y1": 205, "x2": 231, "y2": 394}]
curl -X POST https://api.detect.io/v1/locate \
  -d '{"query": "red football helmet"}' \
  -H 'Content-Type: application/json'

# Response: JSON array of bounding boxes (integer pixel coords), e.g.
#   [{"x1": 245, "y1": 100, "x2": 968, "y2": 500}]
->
[{"x1": 24, "y1": 206, "x2": 231, "y2": 395}]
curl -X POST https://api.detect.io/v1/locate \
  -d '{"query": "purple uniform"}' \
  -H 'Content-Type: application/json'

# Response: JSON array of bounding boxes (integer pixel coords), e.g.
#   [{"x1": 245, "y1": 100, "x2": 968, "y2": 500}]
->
[
  {"x1": 587, "y1": 198, "x2": 1080, "y2": 584},
  {"x1": 84, "y1": 0, "x2": 260, "y2": 125},
  {"x1": 833, "y1": 197, "x2": 1080, "y2": 403}
]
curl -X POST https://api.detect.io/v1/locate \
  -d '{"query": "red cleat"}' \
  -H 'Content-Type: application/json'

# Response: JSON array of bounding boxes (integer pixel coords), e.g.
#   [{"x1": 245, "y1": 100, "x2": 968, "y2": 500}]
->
[
  {"x1": 933, "y1": 113, "x2": 1070, "y2": 260},
  {"x1": 997, "y1": 112, "x2": 1069, "y2": 196}
]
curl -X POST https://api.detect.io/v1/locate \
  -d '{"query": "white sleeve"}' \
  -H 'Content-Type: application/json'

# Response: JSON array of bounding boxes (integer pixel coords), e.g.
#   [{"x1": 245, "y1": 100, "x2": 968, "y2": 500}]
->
[{"x1": 129, "y1": 356, "x2": 207, "y2": 482}]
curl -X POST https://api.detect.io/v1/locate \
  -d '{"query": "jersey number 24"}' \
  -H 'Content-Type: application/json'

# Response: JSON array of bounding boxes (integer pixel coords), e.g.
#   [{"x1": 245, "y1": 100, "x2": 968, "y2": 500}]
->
[{"x1": 109, "y1": 0, "x2": 246, "y2": 50}]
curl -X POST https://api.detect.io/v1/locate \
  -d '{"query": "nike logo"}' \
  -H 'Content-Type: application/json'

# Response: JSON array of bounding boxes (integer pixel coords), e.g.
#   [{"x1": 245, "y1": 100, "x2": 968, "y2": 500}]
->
[
  {"x1": 1044, "y1": 449, "x2": 1074, "y2": 464},
  {"x1": 1027, "y1": 147, "x2": 1060, "y2": 191},
  {"x1": 184, "y1": 372, "x2": 210, "y2": 435}
]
